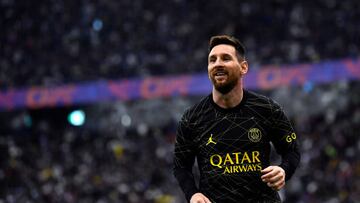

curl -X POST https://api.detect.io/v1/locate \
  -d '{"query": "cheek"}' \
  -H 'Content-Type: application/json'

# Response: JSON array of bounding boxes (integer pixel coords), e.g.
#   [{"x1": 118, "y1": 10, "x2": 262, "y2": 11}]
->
[
  {"x1": 233, "y1": 65, "x2": 242, "y2": 74},
  {"x1": 229, "y1": 66, "x2": 238, "y2": 74},
  {"x1": 208, "y1": 66, "x2": 213, "y2": 74}
]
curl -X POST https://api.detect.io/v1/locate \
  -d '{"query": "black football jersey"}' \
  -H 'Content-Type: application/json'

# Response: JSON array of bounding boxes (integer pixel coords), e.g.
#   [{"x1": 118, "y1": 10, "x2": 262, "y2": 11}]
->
[{"x1": 173, "y1": 90, "x2": 300, "y2": 203}]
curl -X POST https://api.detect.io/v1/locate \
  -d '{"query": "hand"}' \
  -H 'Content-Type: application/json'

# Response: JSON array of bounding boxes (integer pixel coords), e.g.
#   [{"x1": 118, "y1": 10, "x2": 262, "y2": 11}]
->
[
  {"x1": 261, "y1": 166, "x2": 285, "y2": 191},
  {"x1": 190, "y1": 193, "x2": 211, "y2": 203}
]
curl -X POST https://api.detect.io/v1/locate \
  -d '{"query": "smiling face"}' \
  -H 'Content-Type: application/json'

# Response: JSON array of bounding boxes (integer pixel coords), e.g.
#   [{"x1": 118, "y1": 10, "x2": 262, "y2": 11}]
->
[{"x1": 208, "y1": 44, "x2": 248, "y2": 94}]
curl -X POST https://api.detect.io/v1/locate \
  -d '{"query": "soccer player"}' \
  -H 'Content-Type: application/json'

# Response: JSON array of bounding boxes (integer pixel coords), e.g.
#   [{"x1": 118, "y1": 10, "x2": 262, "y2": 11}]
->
[{"x1": 173, "y1": 35, "x2": 300, "y2": 203}]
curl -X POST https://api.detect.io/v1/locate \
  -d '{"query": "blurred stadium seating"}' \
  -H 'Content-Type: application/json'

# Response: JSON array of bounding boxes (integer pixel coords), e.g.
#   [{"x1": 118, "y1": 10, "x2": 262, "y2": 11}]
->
[
  {"x1": 1, "y1": 0, "x2": 359, "y2": 89},
  {"x1": 0, "y1": 0, "x2": 359, "y2": 202}
]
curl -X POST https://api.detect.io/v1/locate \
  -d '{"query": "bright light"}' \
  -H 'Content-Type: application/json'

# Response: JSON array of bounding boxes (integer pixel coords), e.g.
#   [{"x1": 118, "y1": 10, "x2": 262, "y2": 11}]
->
[
  {"x1": 68, "y1": 110, "x2": 85, "y2": 126},
  {"x1": 92, "y1": 19, "x2": 103, "y2": 31},
  {"x1": 121, "y1": 114, "x2": 131, "y2": 127}
]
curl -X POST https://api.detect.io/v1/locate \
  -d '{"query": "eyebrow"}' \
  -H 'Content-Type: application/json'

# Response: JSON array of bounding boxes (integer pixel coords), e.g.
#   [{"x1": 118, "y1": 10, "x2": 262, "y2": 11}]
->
[
  {"x1": 208, "y1": 55, "x2": 216, "y2": 59},
  {"x1": 208, "y1": 53, "x2": 233, "y2": 59}
]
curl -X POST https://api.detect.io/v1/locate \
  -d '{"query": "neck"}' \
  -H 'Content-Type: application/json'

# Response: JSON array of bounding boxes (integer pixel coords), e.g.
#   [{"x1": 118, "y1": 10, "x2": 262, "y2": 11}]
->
[{"x1": 212, "y1": 80, "x2": 244, "y2": 109}]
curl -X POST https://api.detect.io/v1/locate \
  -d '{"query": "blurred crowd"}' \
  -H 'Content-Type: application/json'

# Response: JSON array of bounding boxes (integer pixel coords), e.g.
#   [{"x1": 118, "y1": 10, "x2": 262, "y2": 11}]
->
[
  {"x1": 0, "y1": 114, "x2": 180, "y2": 203},
  {"x1": 281, "y1": 82, "x2": 360, "y2": 203},
  {"x1": 1, "y1": 81, "x2": 359, "y2": 203},
  {"x1": 1, "y1": 0, "x2": 359, "y2": 89},
  {"x1": 1, "y1": 0, "x2": 360, "y2": 202}
]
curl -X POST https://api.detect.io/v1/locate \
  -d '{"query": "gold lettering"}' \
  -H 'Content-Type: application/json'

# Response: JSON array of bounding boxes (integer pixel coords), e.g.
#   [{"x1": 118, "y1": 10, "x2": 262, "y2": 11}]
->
[
  {"x1": 221, "y1": 164, "x2": 265, "y2": 174},
  {"x1": 286, "y1": 135, "x2": 292, "y2": 143},
  {"x1": 232, "y1": 152, "x2": 241, "y2": 164},
  {"x1": 291, "y1": 133, "x2": 297, "y2": 140},
  {"x1": 210, "y1": 154, "x2": 222, "y2": 168},
  {"x1": 256, "y1": 163, "x2": 262, "y2": 171},
  {"x1": 223, "y1": 166, "x2": 231, "y2": 174},
  {"x1": 252, "y1": 151, "x2": 261, "y2": 163},
  {"x1": 210, "y1": 151, "x2": 263, "y2": 172},
  {"x1": 241, "y1": 152, "x2": 251, "y2": 163},
  {"x1": 223, "y1": 153, "x2": 234, "y2": 165},
  {"x1": 240, "y1": 165, "x2": 248, "y2": 172}
]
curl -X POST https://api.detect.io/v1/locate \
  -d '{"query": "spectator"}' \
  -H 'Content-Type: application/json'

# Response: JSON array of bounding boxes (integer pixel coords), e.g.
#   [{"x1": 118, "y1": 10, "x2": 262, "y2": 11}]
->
[
  {"x1": 0, "y1": 81, "x2": 359, "y2": 202},
  {"x1": 0, "y1": 0, "x2": 359, "y2": 89}
]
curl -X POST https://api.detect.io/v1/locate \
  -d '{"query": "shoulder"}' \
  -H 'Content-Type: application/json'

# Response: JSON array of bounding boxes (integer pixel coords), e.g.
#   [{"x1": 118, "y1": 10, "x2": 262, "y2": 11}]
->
[
  {"x1": 244, "y1": 90, "x2": 282, "y2": 113},
  {"x1": 181, "y1": 95, "x2": 213, "y2": 122}
]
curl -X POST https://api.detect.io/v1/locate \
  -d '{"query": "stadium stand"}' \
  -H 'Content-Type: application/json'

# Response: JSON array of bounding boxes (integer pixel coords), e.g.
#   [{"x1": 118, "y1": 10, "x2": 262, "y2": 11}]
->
[
  {"x1": 1, "y1": 0, "x2": 359, "y2": 89},
  {"x1": 0, "y1": 0, "x2": 359, "y2": 202}
]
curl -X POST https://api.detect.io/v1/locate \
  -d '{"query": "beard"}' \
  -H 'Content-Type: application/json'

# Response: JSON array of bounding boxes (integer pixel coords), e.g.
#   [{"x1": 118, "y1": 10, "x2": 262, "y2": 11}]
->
[{"x1": 210, "y1": 73, "x2": 239, "y2": 94}]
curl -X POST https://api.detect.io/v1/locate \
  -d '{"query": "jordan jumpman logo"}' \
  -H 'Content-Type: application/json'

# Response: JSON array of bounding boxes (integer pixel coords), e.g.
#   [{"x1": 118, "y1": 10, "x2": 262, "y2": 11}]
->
[{"x1": 206, "y1": 134, "x2": 217, "y2": 145}]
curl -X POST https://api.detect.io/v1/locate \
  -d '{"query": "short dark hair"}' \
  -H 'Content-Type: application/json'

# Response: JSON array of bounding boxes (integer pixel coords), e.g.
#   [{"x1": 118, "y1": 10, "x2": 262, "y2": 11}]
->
[{"x1": 208, "y1": 35, "x2": 246, "y2": 59}]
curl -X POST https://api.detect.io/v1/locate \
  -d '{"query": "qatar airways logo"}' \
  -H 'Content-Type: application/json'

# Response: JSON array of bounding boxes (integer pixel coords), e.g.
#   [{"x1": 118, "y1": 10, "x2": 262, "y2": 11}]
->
[{"x1": 209, "y1": 151, "x2": 262, "y2": 174}]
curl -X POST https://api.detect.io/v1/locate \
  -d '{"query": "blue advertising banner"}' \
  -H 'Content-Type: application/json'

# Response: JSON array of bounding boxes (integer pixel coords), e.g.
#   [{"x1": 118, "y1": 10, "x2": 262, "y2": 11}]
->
[{"x1": 0, "y1": 58, "x2": 359, "y2": 111}]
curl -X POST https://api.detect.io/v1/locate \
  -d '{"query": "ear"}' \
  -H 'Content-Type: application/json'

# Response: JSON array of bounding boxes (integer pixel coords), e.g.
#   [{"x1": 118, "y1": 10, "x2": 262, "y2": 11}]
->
[{"x1": 240, "y1": 61, "x2": 248, "y2": 75}]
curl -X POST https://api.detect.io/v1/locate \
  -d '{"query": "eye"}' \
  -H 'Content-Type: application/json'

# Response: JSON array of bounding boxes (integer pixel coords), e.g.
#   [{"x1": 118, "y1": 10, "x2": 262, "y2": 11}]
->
[
  {"x1": 222, "y1": 55, "x2": 232, "y2": 61},
  {"x1": 209, "y1": 57, "x2": 216, "y2": 63}
]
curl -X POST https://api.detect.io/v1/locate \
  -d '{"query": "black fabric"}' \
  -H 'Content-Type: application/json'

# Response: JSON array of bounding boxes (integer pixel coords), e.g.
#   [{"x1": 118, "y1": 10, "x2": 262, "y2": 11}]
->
[{"x1": 173, "y1": 90, "x2": 300, "y2": 202}]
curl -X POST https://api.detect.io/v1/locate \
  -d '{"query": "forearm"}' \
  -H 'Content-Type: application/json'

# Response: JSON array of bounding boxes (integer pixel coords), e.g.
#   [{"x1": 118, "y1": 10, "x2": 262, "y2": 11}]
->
[
  {"x1": 173, "y1": 167, "x2": 199, "y2": 202},
  {"x1": 279, "y1": 148, "x2": 300, "y2": 181}
]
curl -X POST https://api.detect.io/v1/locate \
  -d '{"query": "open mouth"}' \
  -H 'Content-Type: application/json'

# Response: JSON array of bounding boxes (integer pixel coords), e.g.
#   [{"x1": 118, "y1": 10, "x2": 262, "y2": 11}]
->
[
  {"x1": 214, "y1": 72, "x2": 226, "y2": 76},
  {"x1": 213, "y1": 71, "x2": 228, "y2": 80}
]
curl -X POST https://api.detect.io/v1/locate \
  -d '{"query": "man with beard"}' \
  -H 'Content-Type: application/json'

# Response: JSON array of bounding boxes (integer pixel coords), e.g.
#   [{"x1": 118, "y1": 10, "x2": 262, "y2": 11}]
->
[{"x1": 173, "y1": 35, "x2": 300, "y2": 203}]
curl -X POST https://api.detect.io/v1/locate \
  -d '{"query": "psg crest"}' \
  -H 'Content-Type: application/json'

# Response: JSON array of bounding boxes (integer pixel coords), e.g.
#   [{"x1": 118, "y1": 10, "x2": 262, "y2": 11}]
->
[{"x1": 248, "y1": 128, "x2": 262, "y2": 142}]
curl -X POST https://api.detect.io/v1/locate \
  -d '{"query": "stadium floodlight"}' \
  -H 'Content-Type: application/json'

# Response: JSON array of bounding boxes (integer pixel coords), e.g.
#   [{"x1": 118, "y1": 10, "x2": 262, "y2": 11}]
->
[
  {"x1": 92, "y1": 19, "x2": 103, "y2": 31},
  {"x1": 68, "y1": 110, "x2": 85, "y2": 126}
]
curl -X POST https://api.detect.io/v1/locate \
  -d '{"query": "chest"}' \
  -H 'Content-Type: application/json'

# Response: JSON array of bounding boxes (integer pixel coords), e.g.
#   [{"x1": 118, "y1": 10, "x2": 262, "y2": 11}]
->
[{"x1": 194, "y1": 111, "x2": 272, "y2": 153}]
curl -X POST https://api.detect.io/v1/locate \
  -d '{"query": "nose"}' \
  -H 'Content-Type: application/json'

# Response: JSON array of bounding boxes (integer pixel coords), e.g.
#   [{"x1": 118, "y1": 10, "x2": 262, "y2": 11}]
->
[{"x1": 213, "y1": 58, "x2": 224, "y2": 68}]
